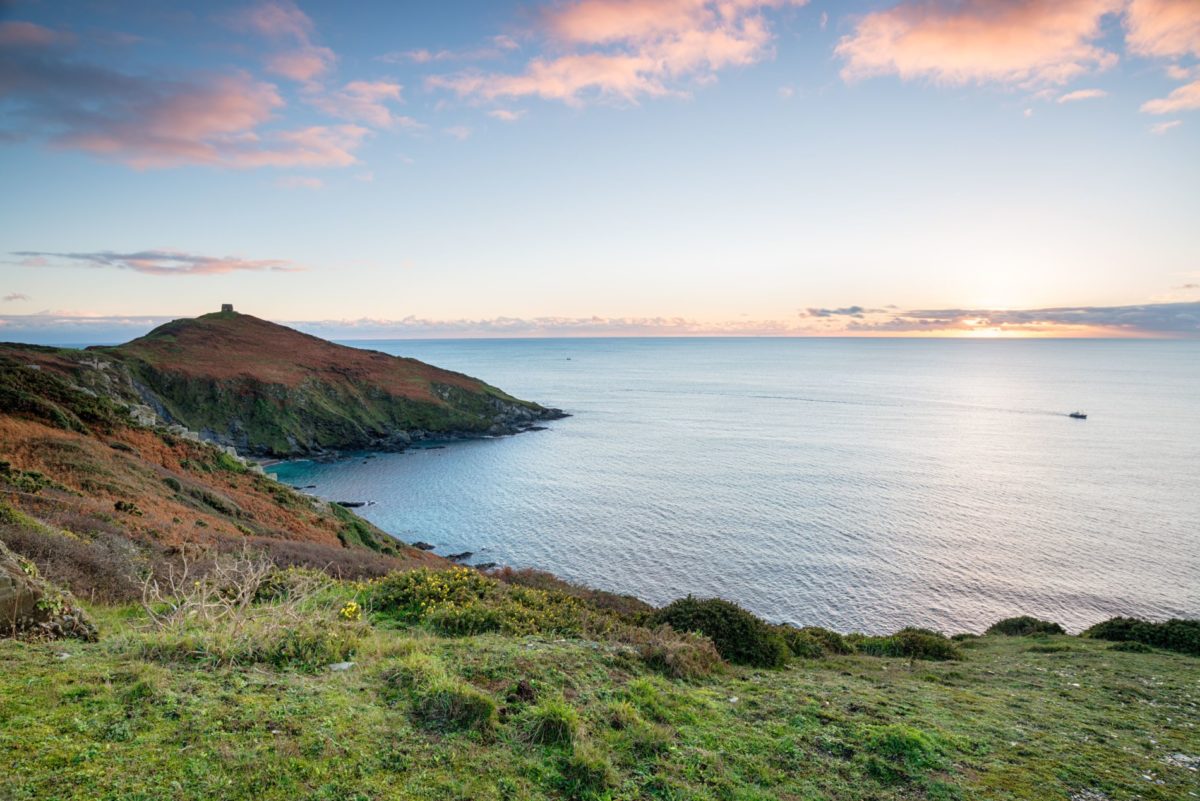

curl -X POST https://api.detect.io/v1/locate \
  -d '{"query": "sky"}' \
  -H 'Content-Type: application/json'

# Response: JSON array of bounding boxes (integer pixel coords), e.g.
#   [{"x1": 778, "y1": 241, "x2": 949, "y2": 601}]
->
[{"x1": 1, "y1": 0, "x2": 1198, "y2": 342}]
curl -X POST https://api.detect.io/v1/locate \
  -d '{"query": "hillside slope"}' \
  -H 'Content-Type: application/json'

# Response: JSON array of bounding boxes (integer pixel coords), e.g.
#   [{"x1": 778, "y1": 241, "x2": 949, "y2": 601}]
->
[
  {"x1": 94, "y1": 310, "x2": 566, "y2": 456},
  {"x1": 0, "y1": 346, "x2": 442, "y2": 603}
]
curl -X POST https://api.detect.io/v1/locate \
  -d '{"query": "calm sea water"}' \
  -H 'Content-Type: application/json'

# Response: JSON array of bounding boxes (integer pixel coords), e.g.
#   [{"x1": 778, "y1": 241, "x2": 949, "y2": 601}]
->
[{"x1": 273, "y1": 338, "x2": 1200, "y2": 634}]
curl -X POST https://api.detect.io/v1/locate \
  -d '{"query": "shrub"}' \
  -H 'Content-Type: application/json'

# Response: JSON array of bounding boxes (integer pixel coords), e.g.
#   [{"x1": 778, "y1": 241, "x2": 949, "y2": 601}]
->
[
  {"x1": 113, "y1": 500, "x2": 143, "y2": 516},
  {"x1": 1082, "y1": 617, "x2": 1200, "y2": 656},
  {"x1": 524, "y1": 697, "x2": 580, "y2": 746},
  {"x1": 863, "y1": 724, "x2": 944, "y2": 783},
  {"x1": 651, "y1": 596, "x2": 790, "y2": 668},
  {"x1": 412, "y1": 677, "x2": 498, "y2": 733},
  {"x1": 630, "y1": 625, "x2": 724, "y2": 680},
  {"x1": 778, "y1": 627, "x2": 825, "y2": 659},
  {"x1": 986, "y1": 616, "x2": 1066, "y2": 637},
  {"x1": 776, "y1": 625, "x2": 851, "y2": 659},
  {"x1": 368, "y1": 567, "x2": 591, "y2": 638},
  {"x1": 162, "y1": 476, "x2": 182, "y2": 493},
  {"x1": 560, "y1": 740, "x2": 616, "y2": 797},
  {"x1": 855, "y1": 628, "x2": 960, "y2": 661},
  {"x1": 1109, "y1": 640, "x2": 1153, "y2": 653}
]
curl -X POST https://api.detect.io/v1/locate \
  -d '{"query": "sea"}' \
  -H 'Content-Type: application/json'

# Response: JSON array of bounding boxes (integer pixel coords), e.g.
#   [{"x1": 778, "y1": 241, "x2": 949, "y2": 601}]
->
[{"x1": 272, "y1": 338, "x2": 1200, "y2": 634}]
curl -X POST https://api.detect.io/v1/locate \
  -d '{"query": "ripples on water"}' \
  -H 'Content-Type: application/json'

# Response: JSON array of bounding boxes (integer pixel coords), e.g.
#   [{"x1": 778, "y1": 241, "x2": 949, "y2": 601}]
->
[{"x1": 273, "y1": 338, "x2": 1200, "y2": 634}]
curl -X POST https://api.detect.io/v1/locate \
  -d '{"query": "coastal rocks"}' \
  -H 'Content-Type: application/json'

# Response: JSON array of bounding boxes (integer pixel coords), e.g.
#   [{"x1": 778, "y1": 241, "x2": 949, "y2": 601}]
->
[
  {"x1": 411, "y1": 542, "x2": 435, "y2": 551},
  {"x1": 446, "y1": 551, "x2": 474, "y2": 562},
  {"x1": 0, "y1": 541, "x2": 97, "y2": 642}
]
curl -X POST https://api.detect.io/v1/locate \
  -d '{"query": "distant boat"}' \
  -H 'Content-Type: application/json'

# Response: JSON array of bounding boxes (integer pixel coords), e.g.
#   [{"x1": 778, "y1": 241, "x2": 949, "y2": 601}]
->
[{"x1": 1069, "y1": 411, "x2": 1088, "y2": 420}]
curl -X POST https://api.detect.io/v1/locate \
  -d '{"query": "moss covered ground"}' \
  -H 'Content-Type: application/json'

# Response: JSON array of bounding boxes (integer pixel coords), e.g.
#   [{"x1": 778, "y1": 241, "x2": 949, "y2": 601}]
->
[{"x1": 2, "y1": 577, "x2": 1196, "y2": 801}]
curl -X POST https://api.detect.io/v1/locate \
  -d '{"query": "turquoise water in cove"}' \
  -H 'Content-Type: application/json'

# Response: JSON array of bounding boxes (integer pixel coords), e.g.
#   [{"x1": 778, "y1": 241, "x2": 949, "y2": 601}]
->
[{"x1": 273, "y1": 338, "x2": 1200, "y2": 634}]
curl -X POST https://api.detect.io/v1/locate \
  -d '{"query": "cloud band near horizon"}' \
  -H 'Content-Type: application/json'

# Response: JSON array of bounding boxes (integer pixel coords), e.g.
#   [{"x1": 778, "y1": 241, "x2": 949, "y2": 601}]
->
[{"x1": 2, "y1": 301, "x2": 1197, "y2": 344}]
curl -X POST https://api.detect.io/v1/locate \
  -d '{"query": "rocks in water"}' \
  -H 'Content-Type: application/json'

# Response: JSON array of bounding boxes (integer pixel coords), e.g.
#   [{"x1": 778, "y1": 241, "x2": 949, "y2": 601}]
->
[
  {"x1": 336, "y1": 501, "x2": 367, "y2": 508},
  {"x1": 473, "y1": 562, "x2": 498, "y2": 571},
  {"x1": 446, "y1": 551, "x2": 474, "y2": 562},
  {"x1": 411, "y1": 541, "x2": 436, "y2": 551},
  {"x1": 1, "y1": 540, "x2": 97, "y2": 642}
]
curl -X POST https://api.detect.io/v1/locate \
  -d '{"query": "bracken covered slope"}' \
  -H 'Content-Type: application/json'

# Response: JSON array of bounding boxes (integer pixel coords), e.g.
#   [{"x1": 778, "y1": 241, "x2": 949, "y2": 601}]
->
[{"x1": 0, "y1": 338, "x2": 443, "y2": 603}]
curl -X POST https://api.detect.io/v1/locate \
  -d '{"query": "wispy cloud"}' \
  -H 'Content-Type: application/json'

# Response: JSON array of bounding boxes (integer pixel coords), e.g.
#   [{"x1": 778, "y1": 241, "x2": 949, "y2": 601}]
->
[
  {"x1": 3, "y1": 293, "x2": 31, "y2": 302},
  {"x1": 228, "y1": 0, "x2": 335, "y2": 83},
  {"x1": 0, "y1": 22, "x2": 370, "y2": 169},
  {"x1": 1058, "y1": 88, "x2": 1108, "y2": 103},
  {"x1": 378, "y1": 35, "x2": 521, "y2": 65},
  {"x1": 801, "y1": 306, "x2": 877, "y2": 318},
  {"x1": 3, "y1": 301, "x2": 1198, "y2": 343},
  {"x1": 487, "y1": 108, "x2": 527, "y2": 122},
  {"x1": 307, "y1": 80, "x2": 421, "y2": 129},
  {"x1": 12, "y1": 250, "x2": 303, "y2": 276},
  {"x1": 836, "y1": 0, "x2": 1122, "y2": 87},
  {"x1": 443, "y1": 125, "x2": 472, "y2": 140},
  {"x1": 1141, "y1": 79, "x2": 1200, "y2": 114},
  {"x1": 846, "y1": 302, "x2": 1200, "y2": 336},
  {"x1": 430, "y1": 0, "x2": 807, "y2": 105},
  {"x1": 1150, "y1": 119, "x2": 1183, "y2": 134},
  {"x1": 1124, "y1": 0, "x2": 1200, "y2": 60}
]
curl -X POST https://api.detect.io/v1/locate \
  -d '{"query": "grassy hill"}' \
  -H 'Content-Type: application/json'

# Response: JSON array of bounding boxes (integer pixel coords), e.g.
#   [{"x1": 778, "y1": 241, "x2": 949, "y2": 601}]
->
[
  {"x1": 98, "y1": 310, "x2": 565, "y2": 456},
  {"x1": 1, "y1": 564, "x2": 1196, "y2": 801}
]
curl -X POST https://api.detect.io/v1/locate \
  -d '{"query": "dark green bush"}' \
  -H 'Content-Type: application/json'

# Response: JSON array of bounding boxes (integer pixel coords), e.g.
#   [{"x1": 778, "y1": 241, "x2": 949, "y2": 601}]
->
[
  {"x1": 986, "y1": 616, "x2": 1066, "y2": 636},
  {"x1": 652, "y1": 596, "x2": 790, "y2": 668},
  {"x1": 855, "y1": 628, "x2": 960, "y2": 661},
  {"x1": 162, "y1": 476, "x2": 182, "y2": 493},
  {"x1": 1109, "y1": 641, "x2": 1153, "y2": 653},
  {"x1": 777, "y1": 626, "x2": 825, "y2": 659},
  {"x1": 1082, "y1": 617, "x2": 1199, "y2": 656}
]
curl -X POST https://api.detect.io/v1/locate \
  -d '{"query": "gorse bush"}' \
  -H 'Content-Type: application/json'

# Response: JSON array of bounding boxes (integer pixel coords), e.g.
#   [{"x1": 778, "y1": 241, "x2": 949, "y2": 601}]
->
[
  {"x1": 854, "y1": 628, "x2": 960, "y2": 661},
  {"x1": 777, "y1": 625, "x2": 853, "y2": 659},
  {"x1": 630, "y1": 626, "x2": 724, "y2": 680},
  {"x1": 369, "y1": 567, "x2": 594, "y2": 638},
  {"x1": 986, "y1": 616, "x2": 1066, "y2": 637},
  {"x1": 1083, "y1": 617, "x2": 1200, "y2": 656},
  {"x1": 651, "y1": 596, "x2": 790, "y2": 668}
]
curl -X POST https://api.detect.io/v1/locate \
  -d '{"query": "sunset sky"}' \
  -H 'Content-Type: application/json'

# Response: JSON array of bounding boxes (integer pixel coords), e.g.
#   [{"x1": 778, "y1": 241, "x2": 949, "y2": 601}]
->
[{"x1": 1, "y1": 0, "x2": 1198, "y2": 342}]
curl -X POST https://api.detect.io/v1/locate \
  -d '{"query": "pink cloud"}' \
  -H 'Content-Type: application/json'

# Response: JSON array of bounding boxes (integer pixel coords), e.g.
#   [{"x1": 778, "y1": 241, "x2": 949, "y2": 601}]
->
[
  {"x1": 431, "y1": 0, "x2": 805, "y2": 104},
  {"x1": 487, "y1": 108, "x2": 526, "y2": 122},
  {"x1": 1125, "y1": 0, "x2": 1200, "y2": 59},
  {"x1": 835, "y1": 0, "x2": 1123, "y2": 87},
  {"x1": 265, "y1": 46, "x2": 335, "y2": 82},
  {"x1": 1141, "y1": 78, "x2": 1200, "y2": 114},
  {"x1": 229, "y1": 1, "x2": 336, "y2": 83},
  {"x1": 13, "y1": 250, "x2": 304, "y2": 276},
  {"x1": 308, "y1": 80, "x2": 419, "y2": 128},
  {"x1": 0, "y1": 24, "x2": 371, "y2": 170},
  {"x1": 1150, "y1": 119, "x2": 1182, "y2": 134},
  {"x1": 0, "y1": 20, "x2": 72, "y2": 47},
  {"x1": 1058, "y1": 88, "x2": 1108, "y2": 103}
]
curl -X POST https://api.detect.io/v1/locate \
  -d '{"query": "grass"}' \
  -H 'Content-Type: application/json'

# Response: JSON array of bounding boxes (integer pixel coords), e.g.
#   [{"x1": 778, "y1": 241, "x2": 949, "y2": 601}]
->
[{"x1": 2, "y1": 587, "x2": 1197, "y2": 801}]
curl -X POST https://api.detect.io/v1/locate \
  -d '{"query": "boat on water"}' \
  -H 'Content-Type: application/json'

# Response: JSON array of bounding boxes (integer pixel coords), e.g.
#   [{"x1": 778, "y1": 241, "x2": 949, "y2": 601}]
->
[{"x1": 1069, "y1": 411, "x2": 1088, "y2": 420}]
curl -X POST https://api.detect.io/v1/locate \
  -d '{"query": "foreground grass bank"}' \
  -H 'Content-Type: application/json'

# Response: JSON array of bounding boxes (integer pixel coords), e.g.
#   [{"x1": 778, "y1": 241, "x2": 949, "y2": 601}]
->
[{"x1": 2, "y1": 569, "x2": 1197, "y2": 801}]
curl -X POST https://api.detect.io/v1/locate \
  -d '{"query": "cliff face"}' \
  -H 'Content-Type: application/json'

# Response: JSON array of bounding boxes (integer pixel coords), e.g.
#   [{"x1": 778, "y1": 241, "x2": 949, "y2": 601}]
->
[{"x1": 80, "y1": 311, "x2": 565, "y2": 457}]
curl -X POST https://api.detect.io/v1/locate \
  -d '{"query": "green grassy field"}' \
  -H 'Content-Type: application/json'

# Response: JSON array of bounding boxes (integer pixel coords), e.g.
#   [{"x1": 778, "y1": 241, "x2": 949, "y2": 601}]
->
[{"x1": 2, "y1": 570, "x2": 1196, "y2": 801}]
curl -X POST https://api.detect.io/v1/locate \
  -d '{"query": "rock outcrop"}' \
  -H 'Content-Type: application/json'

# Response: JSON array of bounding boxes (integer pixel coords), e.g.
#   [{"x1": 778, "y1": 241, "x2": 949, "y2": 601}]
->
[{"x1": 1, "y1": 539, "x2": 97, "y2": 641}]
